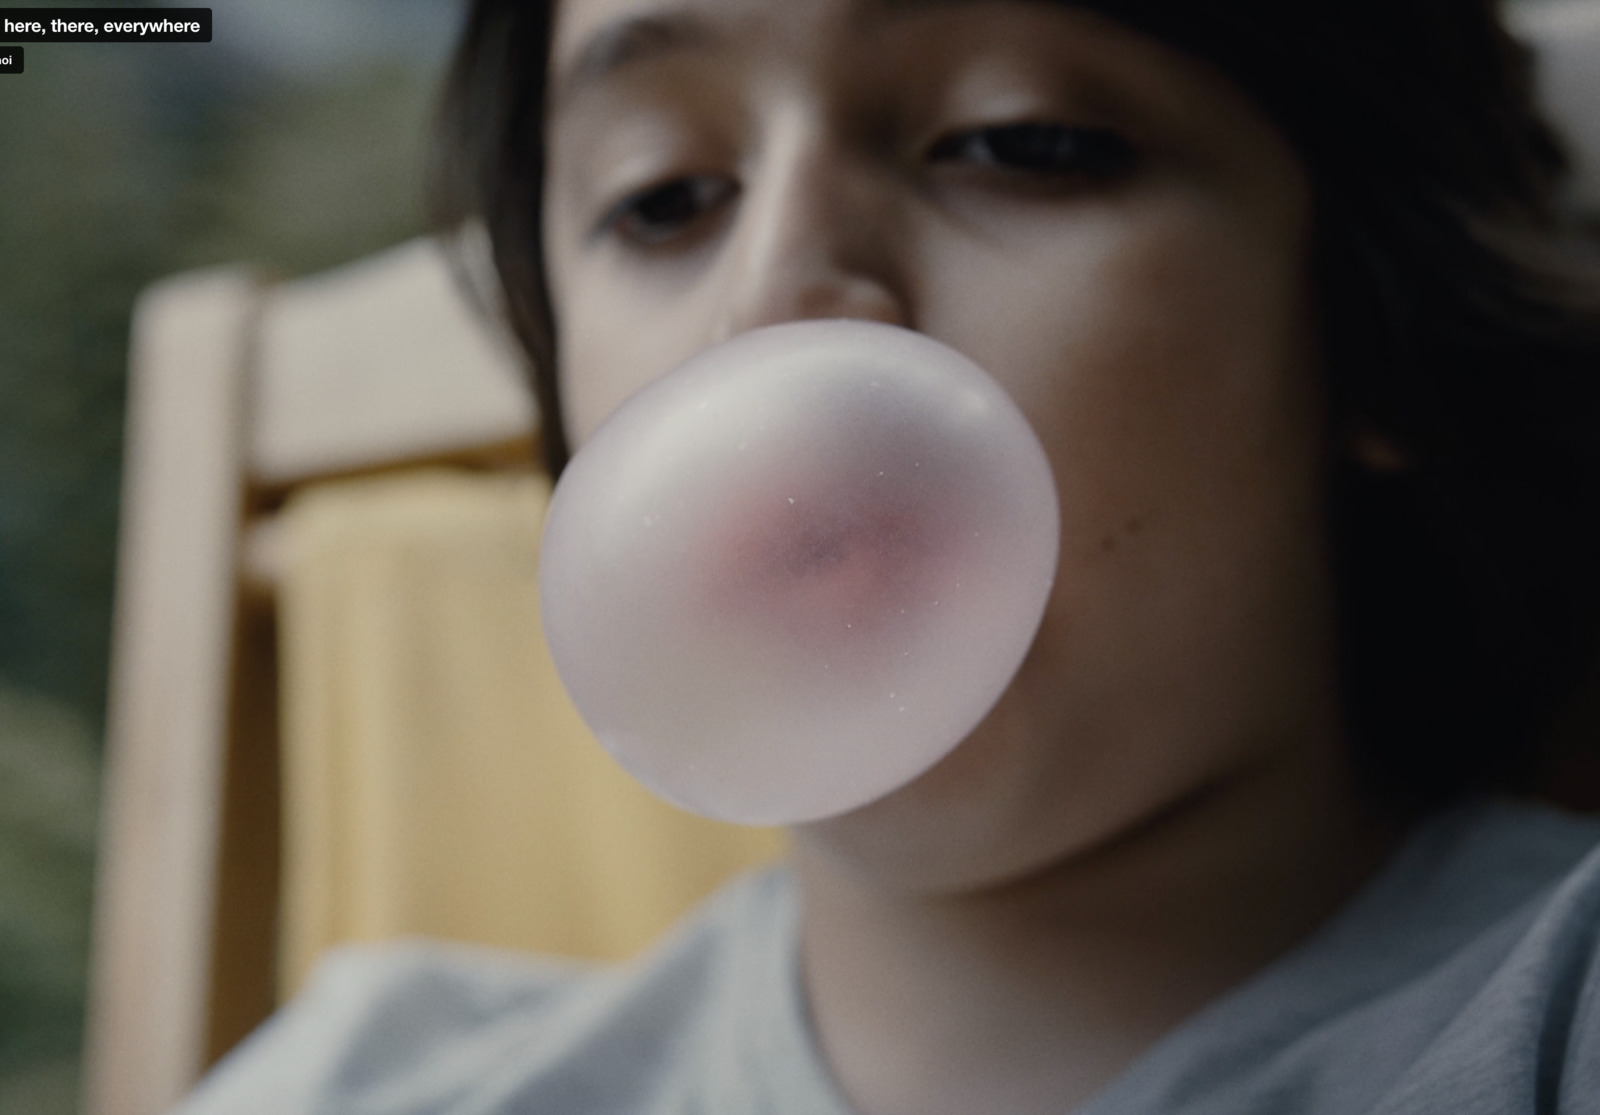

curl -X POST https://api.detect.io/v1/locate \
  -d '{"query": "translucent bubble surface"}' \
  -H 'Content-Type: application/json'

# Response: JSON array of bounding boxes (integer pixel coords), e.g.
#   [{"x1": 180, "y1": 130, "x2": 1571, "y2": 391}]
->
[{"x1": 540, "y1": 320, "x2": 1059, "y2": 825}]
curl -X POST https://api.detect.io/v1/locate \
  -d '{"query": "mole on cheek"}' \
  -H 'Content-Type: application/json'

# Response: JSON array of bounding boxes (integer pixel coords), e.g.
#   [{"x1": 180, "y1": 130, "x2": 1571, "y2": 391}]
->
[{"x1": 1099, "y1": 516, "x2": 1144, "y2": 553}]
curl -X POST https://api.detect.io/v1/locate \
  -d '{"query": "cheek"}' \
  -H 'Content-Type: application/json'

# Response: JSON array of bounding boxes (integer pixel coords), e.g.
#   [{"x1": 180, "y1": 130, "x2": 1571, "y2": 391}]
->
[
  {"x1": 813, "y1": 212, "x2": 1326, "y2": 887},
  {"x1": 934, "y1": 207, "x2": 1322, "y2": 700},
  {"x1": 924, "y1": 193, "x2": 1319, "y2": 530},
  {"x1": 547, "y1": 239, "x2": 739, "y2": 444},
  {"x1": 557, "y1": 278, "x2": 713, "y2": 445}
]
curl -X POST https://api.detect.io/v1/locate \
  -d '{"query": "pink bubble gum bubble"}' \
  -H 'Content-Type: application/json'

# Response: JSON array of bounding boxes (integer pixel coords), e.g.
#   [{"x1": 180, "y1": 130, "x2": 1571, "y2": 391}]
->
[{"x1": 539, "y1": 320, "x2": 1059, "y2": 825}]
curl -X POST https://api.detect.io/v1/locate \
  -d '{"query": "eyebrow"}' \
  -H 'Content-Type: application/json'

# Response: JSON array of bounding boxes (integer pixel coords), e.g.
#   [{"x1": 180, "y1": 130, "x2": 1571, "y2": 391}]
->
[
  {"x1": 551, "y1": 12, "x2": 723, "y2": 110},
  {"x1": 551, "y1": 0, "x2": 1000, "y2": 110}
]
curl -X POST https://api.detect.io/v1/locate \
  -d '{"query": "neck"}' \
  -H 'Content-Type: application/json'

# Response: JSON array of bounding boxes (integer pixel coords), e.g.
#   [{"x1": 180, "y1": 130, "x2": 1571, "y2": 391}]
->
[{"x1": 791, "y1": 747, "x2": 1405, "y2": 1115}]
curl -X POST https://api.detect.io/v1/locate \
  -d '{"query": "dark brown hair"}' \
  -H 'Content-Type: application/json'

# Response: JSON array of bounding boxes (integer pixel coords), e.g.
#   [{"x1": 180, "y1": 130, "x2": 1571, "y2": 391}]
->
[{"x1": 433, "y1": 0, "x2": 1600, "y2": 809}]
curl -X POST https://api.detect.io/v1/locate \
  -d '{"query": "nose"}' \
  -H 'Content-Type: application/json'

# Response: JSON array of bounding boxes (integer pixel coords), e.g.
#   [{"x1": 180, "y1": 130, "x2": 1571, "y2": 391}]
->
[{"x1": 711, "y1": 118, "x2": 910, "y2": 341}]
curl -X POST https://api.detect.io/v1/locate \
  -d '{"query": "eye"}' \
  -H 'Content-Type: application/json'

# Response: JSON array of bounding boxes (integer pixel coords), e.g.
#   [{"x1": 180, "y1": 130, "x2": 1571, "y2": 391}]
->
[
  {"x1": 928, "y1": 123, "x2": 1136, "y2": 181},
  {"x1": 601, "y1": 174, "x2": 738, "y2": 247}
]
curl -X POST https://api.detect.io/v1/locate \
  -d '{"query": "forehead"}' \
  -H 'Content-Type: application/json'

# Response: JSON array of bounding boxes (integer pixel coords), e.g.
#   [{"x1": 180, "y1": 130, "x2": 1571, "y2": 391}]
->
[
  {"x1": 551, "y1": 0, "x2": 949, "y2": 59},
  {"x1": 545, "y1": 0, "x2": 1267, "y2": 174},
  {"x1": 548, "y1": 0, "x2": 1200, "y2": 115},
  {"x1": 550, "y1": 0, "x2": 957, "y2": 102},
  {"x1": 548, "y1": 0, "x2": 1156, "y2": 84}
]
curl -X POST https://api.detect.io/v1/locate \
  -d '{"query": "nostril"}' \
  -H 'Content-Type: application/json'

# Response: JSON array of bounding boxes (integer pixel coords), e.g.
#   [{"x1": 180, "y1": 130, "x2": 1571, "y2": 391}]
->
[
  {"x1": 715, "y1": 275, "x2": 908, "y2": 342},
  {"x1": 795, "y1": 276, "x2": 908, "y2": 328}
]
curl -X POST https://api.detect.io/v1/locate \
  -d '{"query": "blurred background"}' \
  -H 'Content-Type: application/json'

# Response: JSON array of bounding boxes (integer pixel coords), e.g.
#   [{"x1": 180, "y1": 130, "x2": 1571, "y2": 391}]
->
[
  {"x1": 0, "y1": 1, "x2": 459, "y2": 1109},
  {"x1": 0, "y1": 1, "x2": 1589, "y2": 1113}
]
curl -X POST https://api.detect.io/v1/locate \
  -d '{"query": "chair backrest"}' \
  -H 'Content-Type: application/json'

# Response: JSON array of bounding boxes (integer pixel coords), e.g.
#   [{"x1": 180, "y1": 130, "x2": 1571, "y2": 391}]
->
[
  {"x1": 85, "y1": 235, "x2": 785, "y2": 1115},
  {"x1": 82, "y1": 236, "x2": 542, "y2": 1115}
]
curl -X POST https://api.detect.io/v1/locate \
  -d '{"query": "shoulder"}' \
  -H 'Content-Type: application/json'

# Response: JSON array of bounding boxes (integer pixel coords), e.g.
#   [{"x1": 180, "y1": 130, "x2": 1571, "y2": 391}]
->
[
  {"x1": 1343, "y1": 798, "x2": 1600, "y2": 1114},
  {"x1": 1085, "y1": 799, "x2": 1600, "y2": 1115},
  {"x1": 1409, "y1": 800, "x2": 1600, "y2": 1114},
  {"x1": 171, "y1": 868, "x2": 803, "y2": 1115},
  {"x1": 169, "y1": 939, "x2": 593, "y2": 1114},
  {"x1": 1291, "y1": 799, "x2": 1600, "y2": 1113}
]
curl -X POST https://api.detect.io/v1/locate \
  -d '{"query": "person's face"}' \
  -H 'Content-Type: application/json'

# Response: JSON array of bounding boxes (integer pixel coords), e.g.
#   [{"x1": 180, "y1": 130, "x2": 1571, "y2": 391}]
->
[{"x1": 544, "y1": 0, "x2": 1342, "y2": 889}]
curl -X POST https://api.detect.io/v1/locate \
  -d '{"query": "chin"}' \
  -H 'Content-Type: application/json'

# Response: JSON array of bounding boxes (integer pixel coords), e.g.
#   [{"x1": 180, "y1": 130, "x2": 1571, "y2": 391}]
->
[{"x1": 791, "y1": 709, "x2": 1119, "y2": 895}]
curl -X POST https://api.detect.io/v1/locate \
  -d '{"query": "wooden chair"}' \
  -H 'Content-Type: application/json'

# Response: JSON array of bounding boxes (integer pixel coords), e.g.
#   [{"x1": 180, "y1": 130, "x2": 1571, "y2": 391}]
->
[
  {"x1": 82, "y1": 6, "x2": 1600, "y2": 1113},
  {"x1": 83, "y1": 236, "x2": 527, "y2": 1115},
  {"x1": 83, "y1": 234, "x2": 784, "y2": 1115}
]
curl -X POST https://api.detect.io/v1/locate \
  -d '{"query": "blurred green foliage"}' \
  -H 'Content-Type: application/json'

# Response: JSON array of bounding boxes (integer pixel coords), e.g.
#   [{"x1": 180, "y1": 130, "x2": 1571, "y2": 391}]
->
[
  {"x1": 0, "y1": 41, "x2": 442, "y2": 723},
  {"x1": 0, "y1": 8, "x2": 449, "y2": 1110},
  {"x1": 0, "y1": 685, "x2": 96, "y2": 1108}
]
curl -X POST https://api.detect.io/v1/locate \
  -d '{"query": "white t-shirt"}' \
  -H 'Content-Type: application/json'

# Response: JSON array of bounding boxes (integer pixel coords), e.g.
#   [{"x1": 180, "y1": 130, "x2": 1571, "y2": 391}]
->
[{"x1": 174, "y1": 799, "x2": 1600, "y2": 1114}]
